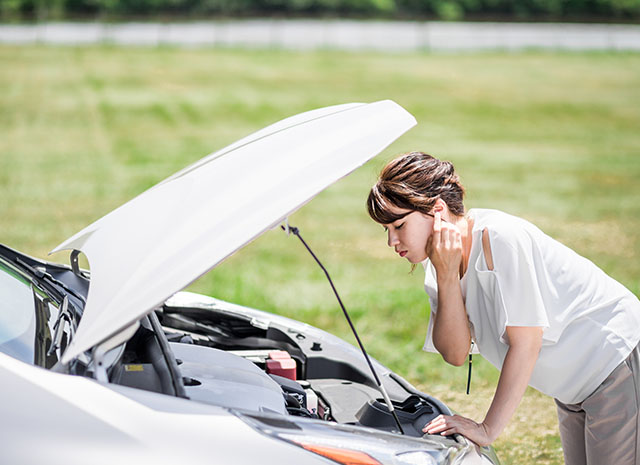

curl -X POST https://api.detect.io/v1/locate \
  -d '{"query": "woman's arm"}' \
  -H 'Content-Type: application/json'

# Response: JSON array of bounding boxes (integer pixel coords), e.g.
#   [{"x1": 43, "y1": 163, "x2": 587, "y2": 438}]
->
[
  {"x1": 422, "y1": 326, "x2": 543, "y2": 446},
  {"x1": 428, "y1": 211, "x2": 471, "y2": 366}
]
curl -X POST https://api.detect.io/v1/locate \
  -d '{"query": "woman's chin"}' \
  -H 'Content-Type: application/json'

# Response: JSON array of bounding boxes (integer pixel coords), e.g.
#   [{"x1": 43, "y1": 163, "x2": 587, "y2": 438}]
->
[{"x1": 407, "y1": 255, "x2": 427, "y2": 264}]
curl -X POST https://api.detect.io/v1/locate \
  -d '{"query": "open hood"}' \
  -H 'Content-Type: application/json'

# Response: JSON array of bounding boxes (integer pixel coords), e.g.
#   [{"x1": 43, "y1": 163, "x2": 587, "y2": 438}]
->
[{"x1": 52, "y1": 100, "x2": 416, "y2": 364}]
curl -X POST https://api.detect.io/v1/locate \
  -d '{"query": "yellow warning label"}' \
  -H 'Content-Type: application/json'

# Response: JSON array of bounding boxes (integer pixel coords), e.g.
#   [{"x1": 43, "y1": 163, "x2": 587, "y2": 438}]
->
[{"x1": 125, "y1": 364, "x2": 144, "y2": 372}]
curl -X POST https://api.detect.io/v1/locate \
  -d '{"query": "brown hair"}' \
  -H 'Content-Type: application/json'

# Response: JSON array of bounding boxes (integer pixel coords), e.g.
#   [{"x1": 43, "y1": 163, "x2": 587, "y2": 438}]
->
[{"x1": 367, "y1": 151, "x2": 466, "y2": 224}]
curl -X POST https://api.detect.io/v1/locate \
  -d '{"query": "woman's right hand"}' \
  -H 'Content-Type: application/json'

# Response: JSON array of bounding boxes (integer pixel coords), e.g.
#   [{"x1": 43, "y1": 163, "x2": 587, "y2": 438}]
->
[
  {"x1": 426, "y1": 211, "x2": 463, "y2": 281},
  {"x1": 428, "y1": 211, "x2": 471, "y2": 366}
]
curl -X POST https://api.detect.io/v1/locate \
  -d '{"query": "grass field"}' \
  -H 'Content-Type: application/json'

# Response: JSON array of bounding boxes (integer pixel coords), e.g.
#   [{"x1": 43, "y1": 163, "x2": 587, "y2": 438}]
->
[{"x1": 1, "y1": 44, "x2": 639, "y2": 464}]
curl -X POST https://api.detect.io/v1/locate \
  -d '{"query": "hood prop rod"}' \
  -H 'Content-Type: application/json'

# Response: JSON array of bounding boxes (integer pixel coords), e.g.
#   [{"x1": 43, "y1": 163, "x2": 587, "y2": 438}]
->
[{"x1": 281, "y1": 223, "x2": 404, "y2": 435}]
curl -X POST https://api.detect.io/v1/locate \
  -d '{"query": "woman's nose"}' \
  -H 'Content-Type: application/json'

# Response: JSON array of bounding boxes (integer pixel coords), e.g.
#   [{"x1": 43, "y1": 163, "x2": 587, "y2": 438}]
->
[{"x1": 387, "y1": 230, "x2": 398, "y2": 248}]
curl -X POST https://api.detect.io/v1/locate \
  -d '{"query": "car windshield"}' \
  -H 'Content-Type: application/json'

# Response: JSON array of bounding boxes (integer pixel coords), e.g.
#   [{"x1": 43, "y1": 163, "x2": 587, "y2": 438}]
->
[
  {"x1": 0, "y1": 259, "x2": 59, "y2": 367},
  {"x1": 0, "y1": 260, "x2": 37, "y2": 363}
]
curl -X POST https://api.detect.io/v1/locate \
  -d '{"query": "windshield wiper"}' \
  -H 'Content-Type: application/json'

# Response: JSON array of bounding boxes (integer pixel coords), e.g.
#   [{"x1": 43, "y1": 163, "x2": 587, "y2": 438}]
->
[
  {"x1": 15, "y1": 257, "x2": 86, "y2": 305},
  {"x1": 282, "y1": 223, "x2": 405, "y2": 435},
  {"x1": 47, "y1": 295, "x2": 76, "y2": 358}
]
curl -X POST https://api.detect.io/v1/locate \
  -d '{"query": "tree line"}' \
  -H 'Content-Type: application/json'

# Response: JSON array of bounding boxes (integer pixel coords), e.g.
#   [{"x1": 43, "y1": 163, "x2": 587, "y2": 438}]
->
[{"x1": 2, "y1": 0, "x2": 639, "y2": 22}]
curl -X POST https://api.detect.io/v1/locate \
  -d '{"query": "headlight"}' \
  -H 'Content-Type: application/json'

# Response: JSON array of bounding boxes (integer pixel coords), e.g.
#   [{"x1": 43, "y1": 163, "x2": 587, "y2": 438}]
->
[
  {"x1": 292, "y1": 442, "x2": 381, "y2": 465},
  {"x1": 395, "y1": 451, "x2": 438, "y2": 465},
  {"x1": 283, "y1": 435, "x2": 441, "y2": 465},
  {"x1": 235, "y1": 411, "x2": 482, "y2": 465}
]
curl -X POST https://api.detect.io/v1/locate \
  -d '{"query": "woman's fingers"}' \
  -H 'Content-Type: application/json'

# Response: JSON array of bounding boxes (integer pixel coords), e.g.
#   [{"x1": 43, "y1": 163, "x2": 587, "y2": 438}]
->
[
  {"x1": 422, "y1": 415, "x2": 447, "y2": 434},
  {"x1": 429, "y1": 213, "x2": 464, "y2": 278},
  {"x1": 431, "y1": 211, "x2": 442, "y2": 248},
  {"x1": 444, "y1": 224, "x2": 455, "y2": 249},
  {"x1": 448, "y1": 223, "x2": 461, "y2": 246},
  {"x1": 424, "y1": 417, "x2": 450, "y2": 435},
  {"x1": 422, "y1": 415, "x2": 492, "y2": 446},
  {"x1": 433, "y1": 211, "x2": 442, "y2": 231},
  {"x1": 423, "y1": 414, "x2": 469, "y2": 434},
  {"x1": 434, "y1": 218, "x2": 460, "y2": 253}
]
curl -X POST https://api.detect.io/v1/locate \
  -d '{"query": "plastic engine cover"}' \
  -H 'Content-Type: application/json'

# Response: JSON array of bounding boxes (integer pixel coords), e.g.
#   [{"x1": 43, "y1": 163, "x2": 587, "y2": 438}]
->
[{"x1": 169, "y1": 342, "x2": 287, "y2": 415}]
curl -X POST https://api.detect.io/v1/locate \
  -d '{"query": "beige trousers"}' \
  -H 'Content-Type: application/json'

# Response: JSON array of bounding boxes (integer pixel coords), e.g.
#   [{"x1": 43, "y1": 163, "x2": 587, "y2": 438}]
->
[{"x1": 555, "y1": 343, "x2": 640, "y2": 465}]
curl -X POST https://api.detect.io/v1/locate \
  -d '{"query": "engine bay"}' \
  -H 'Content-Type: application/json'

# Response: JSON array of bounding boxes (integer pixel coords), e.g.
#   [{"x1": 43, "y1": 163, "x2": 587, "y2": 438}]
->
[{"x1": 107, "y1": 302, "x2": 445, "y2": 438}]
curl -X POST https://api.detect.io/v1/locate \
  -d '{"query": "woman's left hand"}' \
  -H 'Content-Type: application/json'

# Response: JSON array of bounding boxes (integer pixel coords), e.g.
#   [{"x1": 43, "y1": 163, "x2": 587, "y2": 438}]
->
[{"x1": 422, "y1": 414, "x2": 493, "y2": 446}]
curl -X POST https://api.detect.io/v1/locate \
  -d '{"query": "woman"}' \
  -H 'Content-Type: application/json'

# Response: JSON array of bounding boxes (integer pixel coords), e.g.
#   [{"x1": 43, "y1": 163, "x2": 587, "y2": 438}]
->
[{"x1": 367, "y1": 151, "x2": 640, "y2": 464}]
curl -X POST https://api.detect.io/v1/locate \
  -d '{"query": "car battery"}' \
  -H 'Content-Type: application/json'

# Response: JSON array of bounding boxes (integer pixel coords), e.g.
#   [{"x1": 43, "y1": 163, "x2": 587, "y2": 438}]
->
[{"x1": 266, "y1": 350, "x2": 297, "y2": 380}]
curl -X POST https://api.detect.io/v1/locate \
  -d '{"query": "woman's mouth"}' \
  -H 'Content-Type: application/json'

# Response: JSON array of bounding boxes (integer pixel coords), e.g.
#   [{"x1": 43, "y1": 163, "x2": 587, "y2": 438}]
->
[{"x1": 399, "y1": 251, "x2": 407, "y2": 258}]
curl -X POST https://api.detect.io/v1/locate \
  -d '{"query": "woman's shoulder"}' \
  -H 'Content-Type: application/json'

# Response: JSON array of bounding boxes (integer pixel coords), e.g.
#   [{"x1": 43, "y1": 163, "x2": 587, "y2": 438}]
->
[
  {"x1": 468, "y1": 208, "x2": 532, "y2": 234},
  {"x1": 468, "y1": 208, "x2": 543, "y2": 252}
]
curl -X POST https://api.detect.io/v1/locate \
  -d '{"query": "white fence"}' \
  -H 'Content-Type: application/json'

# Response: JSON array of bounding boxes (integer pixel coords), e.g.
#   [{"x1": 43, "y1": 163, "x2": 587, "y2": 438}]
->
[{"x1": 1, "y1": 20, "x2": 639, "y2": 51}]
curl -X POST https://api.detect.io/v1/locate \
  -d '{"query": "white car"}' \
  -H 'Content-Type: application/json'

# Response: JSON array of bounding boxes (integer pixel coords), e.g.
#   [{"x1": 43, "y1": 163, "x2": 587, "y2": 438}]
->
[{"x1": 0, "y1": 100, "x2": 500, "y2": 465}]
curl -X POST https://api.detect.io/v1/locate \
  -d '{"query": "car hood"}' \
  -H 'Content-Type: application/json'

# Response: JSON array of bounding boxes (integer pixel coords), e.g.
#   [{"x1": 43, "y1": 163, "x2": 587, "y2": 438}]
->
[{"x1": 52, "y1": 100, "x2": 416, "y2": 364}]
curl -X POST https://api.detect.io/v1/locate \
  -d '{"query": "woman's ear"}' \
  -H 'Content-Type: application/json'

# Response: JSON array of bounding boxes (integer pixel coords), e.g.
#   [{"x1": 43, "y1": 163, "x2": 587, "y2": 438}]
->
[{"x1": 433, "y1": 198, "x2": 447, "y2": 213}]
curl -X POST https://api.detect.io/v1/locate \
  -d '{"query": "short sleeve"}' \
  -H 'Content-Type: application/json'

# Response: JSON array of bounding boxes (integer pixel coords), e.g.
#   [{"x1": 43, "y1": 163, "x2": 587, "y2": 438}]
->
[{"x1": 487, "y1": 226, "x2": 550, "y2": 344}]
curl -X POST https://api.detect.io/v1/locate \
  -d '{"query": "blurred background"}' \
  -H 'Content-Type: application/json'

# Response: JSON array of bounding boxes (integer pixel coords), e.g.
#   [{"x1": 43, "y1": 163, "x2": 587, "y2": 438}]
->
[
  {"x1": 1, "y1": 2, "x2": 639, "y2": 464},
  {"x1": 1, "y1": 0, "x2": 640, "y2": 22}
]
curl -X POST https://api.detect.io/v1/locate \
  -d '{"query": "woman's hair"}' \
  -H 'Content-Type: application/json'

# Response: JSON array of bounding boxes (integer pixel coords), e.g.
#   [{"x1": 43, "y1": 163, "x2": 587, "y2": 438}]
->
[{"x1": 367, "y1": 151, "x2": 466, "y2": 224}]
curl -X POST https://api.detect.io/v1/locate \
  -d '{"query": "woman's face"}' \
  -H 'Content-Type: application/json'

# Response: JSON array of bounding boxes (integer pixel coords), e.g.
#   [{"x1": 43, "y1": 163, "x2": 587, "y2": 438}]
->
[{"x1": 382, "y1": 207, "x2": 434, "y2": 264}]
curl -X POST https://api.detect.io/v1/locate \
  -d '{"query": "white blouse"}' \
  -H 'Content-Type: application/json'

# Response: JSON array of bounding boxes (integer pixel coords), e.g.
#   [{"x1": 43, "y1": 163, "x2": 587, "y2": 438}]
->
[{"x1": 422, "y1": 208, "x2": 640, "y2": 404}]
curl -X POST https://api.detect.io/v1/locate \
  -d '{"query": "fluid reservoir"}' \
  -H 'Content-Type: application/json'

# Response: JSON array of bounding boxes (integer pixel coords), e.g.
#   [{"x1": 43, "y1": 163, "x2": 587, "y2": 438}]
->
[{"x1": 266, "y1": 350, "x2": 297, "y2": 380}]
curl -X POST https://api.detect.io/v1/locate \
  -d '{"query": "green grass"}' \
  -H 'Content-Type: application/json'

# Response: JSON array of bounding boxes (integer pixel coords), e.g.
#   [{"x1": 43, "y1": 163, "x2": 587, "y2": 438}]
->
[{"x1": 2, "y1": 45, "x2": 640, "y2": 464}]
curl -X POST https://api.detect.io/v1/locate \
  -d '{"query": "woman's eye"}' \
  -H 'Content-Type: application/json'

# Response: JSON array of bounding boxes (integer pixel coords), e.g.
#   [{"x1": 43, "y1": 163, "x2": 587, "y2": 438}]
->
[{"x1": 396, "y1": 223, "x2": 404, "y2": 230}]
